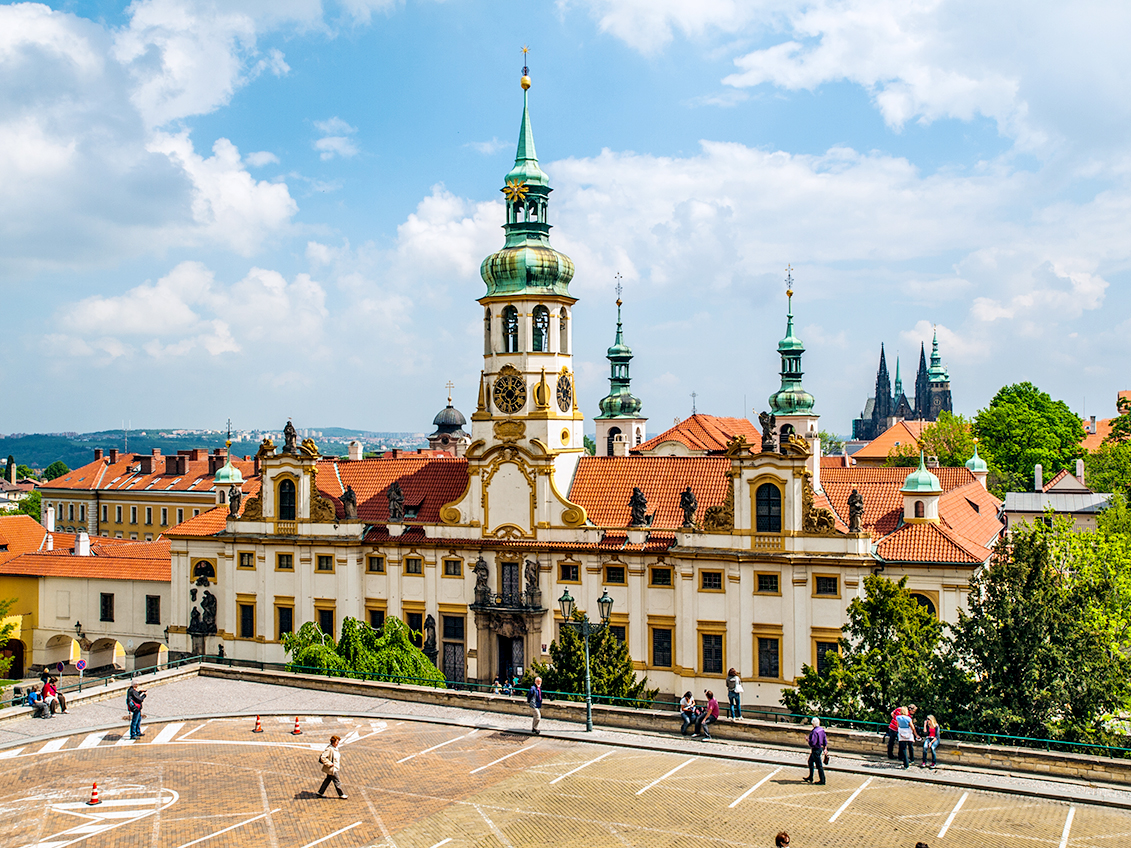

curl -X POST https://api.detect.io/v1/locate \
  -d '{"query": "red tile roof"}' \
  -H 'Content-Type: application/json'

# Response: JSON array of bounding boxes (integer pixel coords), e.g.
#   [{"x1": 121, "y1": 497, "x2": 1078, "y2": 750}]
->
[
  {"x1": 850, "y1": 420, "x2": 931, "y2": 463},
  {"x1": 569, "y1": 456, "x2": 731, "y2": 529},
  {"x1": 39, "y1": 452, "x2": 256, "y2": 494},
  {"x1": 168, "y1": 506, "x2": 230, "y2": 537},
  {"x1": 633, "y1": 415, "x2": 760, "y2": 455},
  {"x1": 0, "y1": 538, "x2": 170, "y2": 580},
  {"x1": 875, "y1": 521, "x2": 991, "y2": 565},
  {"x1": 0, "y1": 514, "x2": 50, "y2": 566},
  {"x1": 317, "y1": 456, "x2": 469, "y2": 523}
]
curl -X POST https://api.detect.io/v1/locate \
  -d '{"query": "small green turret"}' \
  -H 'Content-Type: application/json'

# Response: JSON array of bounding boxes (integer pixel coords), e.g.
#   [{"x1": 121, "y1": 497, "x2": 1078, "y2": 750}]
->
[{"x1": 768, "y1": 275, "x2": 815, "y2": 416}]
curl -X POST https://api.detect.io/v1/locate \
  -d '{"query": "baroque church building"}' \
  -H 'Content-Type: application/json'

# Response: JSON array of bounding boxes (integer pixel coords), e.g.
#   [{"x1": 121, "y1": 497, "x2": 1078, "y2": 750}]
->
[
  {"x1": 852, "y1": 333, "x2": 953, "y2": 442},
  {"x1": 163, "y1": 70, "x2": 1000, "y2": 705}
]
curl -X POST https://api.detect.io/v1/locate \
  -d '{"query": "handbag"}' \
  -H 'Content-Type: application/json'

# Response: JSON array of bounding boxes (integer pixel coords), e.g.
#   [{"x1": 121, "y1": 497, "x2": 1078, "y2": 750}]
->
[
  {"x1": 823, "y1": 752, "x2": 830, "y2": 765},
  {"x1": 734, "y1": 682, "x2": 744, "y2": 694}
]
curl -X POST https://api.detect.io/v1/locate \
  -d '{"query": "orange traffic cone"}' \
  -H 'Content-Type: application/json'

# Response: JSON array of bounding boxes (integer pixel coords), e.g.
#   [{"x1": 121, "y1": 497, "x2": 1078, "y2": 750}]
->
[
  {"x1": 87, "y1": 782, "x2": 102, "y2": 806},
  {"x1": 252, "y1": 715, "x2": 263, "y2": 733},
  {"x1": 291, "y1": 716, "x2": 302, "y2": 735}
]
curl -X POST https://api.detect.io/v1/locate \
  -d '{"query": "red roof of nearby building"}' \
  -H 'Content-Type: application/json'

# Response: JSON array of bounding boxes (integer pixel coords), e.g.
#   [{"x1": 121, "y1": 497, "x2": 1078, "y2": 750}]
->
[
  {"x1": 39, "y1": 451, "x2": 256, "y2": 494},
  {"x1": 850, "y1": 420, "x2": 931, "y2": 463},
  {"x1": 168, "y1": 506, "x2": 230, "y2": 537},
  {"x1": 633, "y1": 415, "x2": 760, "y2": 455},
  {"x1": 874, "y1": 521, "x2": 990, "y2": 565},
  {"x1": 0, "y1": 537, "x2": 170, "y2": 580},
  {"x1": 315, "y1": 456, "x2": 469, "y2": 523},
  {"x1": 569, "y1": 456, "x2": 731, "y2": 529}
]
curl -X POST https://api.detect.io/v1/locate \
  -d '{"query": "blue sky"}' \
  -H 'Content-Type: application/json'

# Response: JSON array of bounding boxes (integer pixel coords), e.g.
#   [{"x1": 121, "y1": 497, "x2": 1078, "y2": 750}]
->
[{"x1": 2, "y1": 0, "x2": 1129, "y2": 437}]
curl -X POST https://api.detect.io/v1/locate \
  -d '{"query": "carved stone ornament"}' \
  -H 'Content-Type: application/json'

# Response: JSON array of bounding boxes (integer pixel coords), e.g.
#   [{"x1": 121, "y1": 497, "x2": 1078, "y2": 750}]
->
[
  {"x1": 341, "y1": 485, "x2": 358, "y2": 520},
  {"x1": 801, "y1": 470, "x2": 838, "y2": 535},
  {"x1": 493, "y1": 419, "x2": 526, "y2": 443},
  {"x1": 241, "y1": 494, "x2": 263, "y2": 521},
  {"x1": 483, "y1": 612, "x2": 529, "y2": 638},
  {"x1": 299, "y1": 438, "x2": 320, "y2": 459},
  {"x1": 524, "y1": 559, "x2": 539, "y2": 594},
  {"x1": 724, "y1": 434, "x2": 750, "y2": 458},
  {"x1": 848, "y1": 487, "x2": 865, "y2": 533},
  {"x1": 758, "y1": 412, "x2": 777, "y2": 452},
  {"x1": 311, "y1": 490, "x2": 336, "y2": 523},
  {"x1": 701, "y1": 474, "x2": 735, "y2": 532},
  {"x1": 387, "y1": 481, "x2": 405, "y2": 522},
  {"x1": 256, "y1": 437, "x2": 276, "y2": 459},
  {"x1": 783, "y1": 432, "x2": 812, "y2": 458},
  {"x1": 473, "y1": 557, "x2": 490, "y2": 605}
]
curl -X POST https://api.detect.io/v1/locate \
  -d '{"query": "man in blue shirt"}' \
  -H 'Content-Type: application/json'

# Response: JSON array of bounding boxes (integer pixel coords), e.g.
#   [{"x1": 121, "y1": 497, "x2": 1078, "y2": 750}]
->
[
  {"x1": 27, "y1": 687, "x2": 50, "y2": 719},
  {"x1": 527, "y1": 676, "x2": 543, "y2": 734},
  {"x1": 803, "y1": 717, "x2": 828, "y2": 784}
]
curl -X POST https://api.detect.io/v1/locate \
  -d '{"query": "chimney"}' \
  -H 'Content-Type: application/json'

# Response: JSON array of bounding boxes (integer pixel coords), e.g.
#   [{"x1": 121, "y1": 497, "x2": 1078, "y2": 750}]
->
[
  {"x1": 151, "y1": 448, "x2": 162, "y2": 458},
  {"x1": 138, "y1": 456, "x2": 154, "y2": 474},
  {"x1": 164, "y1": 456, "x2": 178, "y2": 476},
  {"x1": 46, "y1": 533, "x2": 53, "y2": 552},
  {"x1": 45, "y1": 506, "x2": 56, "y2": 532},
  {"x1": 612, "y1": 434, "x2": 629, "y2": 457},
  {"x1": 926, "y1": 456, "x2": 940, "y2": 469},
  {"x1": 253, "y1": 456, "x2": 260, "y2": 476},
  {"x1": 1076, "y1": 458, "x2": 1086, "y2": 484},
  {"x1": 348, "y1": 441, "x2": 363, "y2": 461},
  {"x1": 1090, "y1": 415, "x2": 1097, "y2": 434},
  {"x1": 76, "y1": 531, "x2": 90, "y2": 556},
  {"x1": 189, "y1": 448, "x2": 205, "y2": 461},
  {"x1": 1035, "y1": 463, "x2": 1043, "y2": 492},
  {"x1": 94, "y1": 448, "x2": 104, "y2": 461},
  {"x1": 109, "y1": 449, "x2": 119, "y2": 463}
]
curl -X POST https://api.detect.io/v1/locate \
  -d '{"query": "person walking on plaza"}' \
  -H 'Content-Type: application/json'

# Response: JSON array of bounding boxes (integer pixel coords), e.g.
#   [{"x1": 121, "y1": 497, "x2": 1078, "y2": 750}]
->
[
  {"x1": 886, "y1": 703, "x2": 917, "y2": 759},
  {"x1": 678, "y1": 691, "x2": 697, "y2": 735},
  {"x1": 896, "y1": 708, "x2": 919, "y2": 769},
  {"x1": 803, "y1": 717, "x2": 828, "y2": 784},
  {"x1": 126, "y1": 682, "x2": 146, "y2": 739},
  {"x1": 317, "y1": 735, "x2": 347, "y2": 799},
  {"x1": 921, "y1": 715, "x2": 940, "y2": 768},
  {"x1": 725, "y1": 668, "x2": 743, "y2": 719},
  {"x1": 527, "y1": 676, "x2": 543, "y2": 734},
  {"x1": 694, "y1": 690, "x2": 720, "y2": 740}
]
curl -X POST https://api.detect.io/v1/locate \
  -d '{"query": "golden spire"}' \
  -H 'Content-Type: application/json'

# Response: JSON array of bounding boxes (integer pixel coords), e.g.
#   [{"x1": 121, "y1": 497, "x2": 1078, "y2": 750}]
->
[{"x1": 521, "y1": 45, "x2": 531, "y2": 90}]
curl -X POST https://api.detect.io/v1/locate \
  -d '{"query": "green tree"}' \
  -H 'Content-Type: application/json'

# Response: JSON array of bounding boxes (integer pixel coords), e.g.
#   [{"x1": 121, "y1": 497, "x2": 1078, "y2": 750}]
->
[
  {"x1": 974, "y1": 383, "x2": 1084, "y2": 496},
  {"x1": 283, "y1": 615, "x2": 445, "y2": 686},
  {"x1": 16, "y1": 464, "x2": 35, "y2": 480},
  {"x1": 42, "y1": 460, "x2": 70, "y2": 481},
  {"x1": 0, "y1": 598, "x2": 17, "y2": 677},
  {"x1": 1105, "y1": 396, "x2": 1131, "y2": 444},
  {"x1": 583, "y1": 435, "x2": 596, "y2": 456},
  {"x1": 524, "y1": 611, "x2": 657, "y2": 706},
  {"x1": 884, "y1": 411, "x2": 976, "y2": 468},
  {"x1": 14, "y1": 490, "x2": 40, "y2": 520},
  {"x1": 1098, "y1": 494, "x2": 1131, "y2": 538},
  {"x1": 818, "y1": 430, "x2": 846, "y2": 455},
  {"x1": 1085, "y1": 441, "x2": 1131, "y2": 500},
  {"x1": 782, "y1": 575, "x2": 942, "y2": 722}
]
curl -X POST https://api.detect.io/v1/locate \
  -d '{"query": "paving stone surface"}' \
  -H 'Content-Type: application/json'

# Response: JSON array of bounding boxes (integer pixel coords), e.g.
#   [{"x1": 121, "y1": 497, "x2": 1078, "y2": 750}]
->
[{"x1": 1, "y1": 677, "x2": 1128, "y2": 847}]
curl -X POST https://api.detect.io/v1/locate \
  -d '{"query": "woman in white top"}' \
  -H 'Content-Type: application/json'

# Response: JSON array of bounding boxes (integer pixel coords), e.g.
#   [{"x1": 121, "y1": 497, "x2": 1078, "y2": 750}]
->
[
  {"x1": 317, "y1": 735, "x2": 348, "y2": 799},
  {"x1": 679, "y1": 691, "x2": 696, "y2": 735}
]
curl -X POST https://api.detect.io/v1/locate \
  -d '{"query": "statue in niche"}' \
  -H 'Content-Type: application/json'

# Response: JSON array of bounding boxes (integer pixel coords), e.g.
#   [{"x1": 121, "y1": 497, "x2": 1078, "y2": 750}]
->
[
  {"x1": 200, "y1": 590, "x2": 218, "y2": 636},
  {"x1": 228, "y1": 484, "x2": 242, "y2": 517},
  {"x1": 423, "y1": 614, "x2": 437, "y2": 657},
  {"x1": 524, "y1": 559, "x2": 539, "y2": 594},
  {"x1": 189, "y1": 588, "x2": 198, "y2": 602},
  {"x1": 848, "y1": 488, "x2": 865, "y2": 533},
  {"x1": 759, "y1": 411, "x2": 777, "y2": 453},
  {"x1": 341, "y1": 485, "x2": 358, "y2": 520},
  {"x1": 194, "y1": 576, "x2": 210, "y2": 588},
  {"x1": 680, "y1": 486, "x2": 698, "y2": 527},
  {"x1": 387, "y1": 481, "x2": 405, "y2": 523},
  {"x1": 629, "y1": 487, "x2": 647, "y2": 527},
  {"x1": 188, "y1": 606, "x2": 203, "y2": 634},
  {"x1": 473, "y1": 556, "x2": 489, "y2": 605},
  {"x1": 283, "y1": 420, "x2": 298, "y2": 454},
  {"x1": 192, "y1": 560, "x2": 216, "y2": 583}
]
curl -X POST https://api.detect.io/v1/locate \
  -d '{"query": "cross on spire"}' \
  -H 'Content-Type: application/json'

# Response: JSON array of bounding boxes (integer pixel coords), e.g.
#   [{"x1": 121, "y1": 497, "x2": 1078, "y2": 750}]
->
[
  {"x1": 522, "y1": 45, "x2": 529, "y2": 77},
  {"x1": 614, "y1": 272, "x2": 623, "y2": 305},
  {"x1": 445, "y1": 381, "x2": 455, "y2": 405},
  {"x1": 691, "y1": 392, "x2": 698, "y2": 414},
  {"x1": 785, "y1": 264, "x2": 794, "y2": 297}
]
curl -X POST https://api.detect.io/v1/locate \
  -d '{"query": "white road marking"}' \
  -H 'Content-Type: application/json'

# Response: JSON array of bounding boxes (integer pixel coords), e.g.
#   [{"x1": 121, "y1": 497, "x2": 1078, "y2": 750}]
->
[
  {"x1": 176, "y1": 721, "x2": 208, "y2": 740},
  {"x1": 396, "y1": 730, "x2": 477, "y2": 764},
  {"x1": 635, "y1": 758, "x2": 695, "y2": 796},
  {"x1": 938, "y1": 792, "x2": 969, "y2": 838},
  {"x1": 339, "y1": 730, "x2": 360, "y2": 746},
  {"x1": 172, "y1": 809, "x2": 277, "y2": 848},
  {"x1": 475, "y1": 805, "x2": 514, "y2": 848},
  {"x1": 40, "y1": 738, "x2": 69, "y2": 753},
  {"x1": 470, "y1": 744, "x2": 538, "y2": 774},
  {"x1": 76, "y1": 733, "x2": 106, "y2": 750},
  {"x1": 24, "y1": 790, "x2": 178, "y2": 848},
  {"x1": 728, "y1": 768, "x2": 782, "y2": 808},
  {"x1": 549, "y1": 750, "x2": 614, "y2": 785},
  {"x1": 298, "y1": 822, "x2": 361, "y2": 848},
  {"x1": 427, "y1": 840, "x2": 451, "y2": 848},
  {"x1": 151, "y1": 723, "x2": 185, "y2": 745},
  {"x1": 114, "y1": 736, "x2": 135, "y2": 747},
  {"x1": 829, "y1": 776, "x2": 873, "y2": 823},
  {"x1": 361, "y1": 789, "x2": 397, "y2": 848},
  {"x1": 0, "y1": 747, "x2": 26, "y2": 759},
  {"x1": 1059, "y1": 806, "x2": 1076, "y2": 848}
]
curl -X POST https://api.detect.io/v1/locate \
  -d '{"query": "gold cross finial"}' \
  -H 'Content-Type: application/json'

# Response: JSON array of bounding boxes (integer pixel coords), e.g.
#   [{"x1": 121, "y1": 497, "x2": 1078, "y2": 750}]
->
[
  {"x1": 445, "y1": 381, "x2": 455, "y2": 405},
  {"x1": 614, "y1": 272, "x2": 623, "y2": 306},
  {"x1": 785, "y1": 264, "x2": 794, "y2": 298}
]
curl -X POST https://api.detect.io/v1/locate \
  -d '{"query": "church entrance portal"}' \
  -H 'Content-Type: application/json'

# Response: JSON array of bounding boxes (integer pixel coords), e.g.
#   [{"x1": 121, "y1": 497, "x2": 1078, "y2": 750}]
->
[{"x1": 497, "y1": 634, "x2": 525, "y2": 682}]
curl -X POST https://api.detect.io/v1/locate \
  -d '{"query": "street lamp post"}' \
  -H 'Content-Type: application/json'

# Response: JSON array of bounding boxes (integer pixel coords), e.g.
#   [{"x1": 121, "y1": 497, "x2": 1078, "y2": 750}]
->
[{"x1": 558, "y1": 588, "x2": 614, "y2": 732}]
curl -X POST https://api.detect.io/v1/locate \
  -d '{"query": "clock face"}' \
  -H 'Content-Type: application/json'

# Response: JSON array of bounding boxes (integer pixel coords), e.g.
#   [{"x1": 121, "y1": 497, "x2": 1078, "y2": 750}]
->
[
  {"x1": 556, "y1": 373, "x2": 573, "y2": 412},
  {"x1": 493, "y1": 373, "x2": 527, "y2": 414}
]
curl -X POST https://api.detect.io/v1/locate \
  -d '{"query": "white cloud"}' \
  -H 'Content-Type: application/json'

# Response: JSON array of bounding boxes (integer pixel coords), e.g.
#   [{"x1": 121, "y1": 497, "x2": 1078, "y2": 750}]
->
[
  {"x1": 561, "y1": 0, "x2": 768, "y2": 54},
  {"x1": 313, "y1": 117, "x2": 359, "y2": 160},
  {"x1": 245, "y1": 150, "x2": 281, "y2": 167},
  {"x1": 466, "y1": 137, "x2": 507, "y2": 155}
]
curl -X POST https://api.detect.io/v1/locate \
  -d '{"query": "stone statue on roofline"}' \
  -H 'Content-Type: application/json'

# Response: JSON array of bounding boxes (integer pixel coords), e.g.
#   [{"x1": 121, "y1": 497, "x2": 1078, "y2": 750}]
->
[
  {"x1": 387, "y1": 481, "x2": 405, "y2": 523},
  {"x1": 341, "y1": 485, "x2": 358, "y2": 520},
  {"x1": 473, "y1": 557, "x2": 489, "y2": 605},
  {"x1": 848, "y1": 488, "x2": 865, "y2": 533},
  {"x1": 680, "y1": 486, "x2": 698, "y2": 528},
  {"x1": 629, "y1": 487, "x2": 647, "y2": 527},
  {"x1": 758, "y1": 411, "x2": 777, "y2": 453},
  {"x1": 228, "y1": 483, "x2": 242, "y2": 518},
  {"x1": 283, "y1": 420, "x2": 298, "y2": 454}
]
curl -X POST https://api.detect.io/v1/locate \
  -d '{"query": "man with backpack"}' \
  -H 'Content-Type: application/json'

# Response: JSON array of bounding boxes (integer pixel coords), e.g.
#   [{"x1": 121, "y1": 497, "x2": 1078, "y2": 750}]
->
[
  {"x1": 527, "y1": 676, "x2": 543, "y2": 734},
  {"x1": 126, "y1": 682, "x2": 146, "y2": 739}
]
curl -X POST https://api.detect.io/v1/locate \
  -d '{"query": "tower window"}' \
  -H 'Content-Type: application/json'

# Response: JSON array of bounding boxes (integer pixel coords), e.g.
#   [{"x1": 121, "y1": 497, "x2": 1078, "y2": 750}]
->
[
  {"x1": 278, "y1": 479, "x2": 296, "y2": 520},
  {"x1": 484, "y1": 308, "x2": 492, "y2": 354},
  {"x1": 606, "y1": 426, "x2": 621, "y2": 457},
  {"x1": 756, "y1": 483, "x2": 782, "y2": 533},
  {"x1": 915, "y1": 500, "x2": 925, "y2": 518},
  {"x1": 503, "y1": 306, "x2": 519, "y2": 353},
  {"x1": 559, "y1": 309, "x2": 568, "y2": 353},
  {"x1": 532, "y1": 306, "x2": 549, "y2": 352}
]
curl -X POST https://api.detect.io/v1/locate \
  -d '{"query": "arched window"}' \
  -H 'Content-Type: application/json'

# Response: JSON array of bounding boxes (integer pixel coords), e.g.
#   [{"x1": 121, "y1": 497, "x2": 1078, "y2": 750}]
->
[
  {"x1": 607, "y1": 426, "x2": 621, "y2": 456},
  {"x1": 532, "y1": 306, "x2": 549, "y2": 352},
  {"x1": 635, "y1": 428, "x2": 642, "y2": 445},
  {"x1": 914, "y1": 500, "x2": 925, "y2": 518},
  {"x1": 910, "y1": 593, "x2": 937, "y2": 617},
  {"x1": 503, "y1": 306, "x2": 519, "y2": 353},
  {"x1": 756, "y1": 483, "x2": 782, "y2": 533},
  {"x1": 484, "y1": 308, "x2": 492, "y2": 354},
  {"x1": 780, "y1": 423, "x2": 795, "y2": 440},
  {"x1": 559, "y1": 309, "x2": 568, "y2": 353},
  {"x1": 219, "y1": 490, "x2": 226, "y2": 504},
  {"x1": 279, "y1": 479, "x2": 296, "y2": 520}
]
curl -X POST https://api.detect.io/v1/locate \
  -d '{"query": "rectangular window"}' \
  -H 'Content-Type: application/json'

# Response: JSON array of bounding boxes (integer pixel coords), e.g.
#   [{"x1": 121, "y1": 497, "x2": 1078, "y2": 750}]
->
[
  {"x1": 816, "y1": 641, "x2": 839, "y2": 676},
  {"x1": 101, "y1": 505, "x2": 108, "y2": 522},
  {"x1": 650, "y1": 566, "x2": 672, "y2": 586},
  {"x1": 559, "y1": 562, "x2": 580, "y2": 582},
  {"x1": 116, "y1": 505, "x2": 123, "y2": 523},
  {"x1": 758, "y1": 637, "x2": 780, "y2": 679},
  {"x1": 193, "y1": 509, "x2": 200, "y2": 517},
  {"x1": 367, "y1": 556, "x2": 385, "y2": 573},
  {"x1": 609, "y1": 624, "x2": 626, "y2": 644},
  {"x1": 604, "y1": 565, "x2": 626, "y2": 584},
  {"x1": 130, "y1": 533, "x2": 138, "y2": 540},
  {"x1": 368, "y1": 608, "x2": 385, "y2": 631},
  {"x1": 238, "y1": 552, "x2": 255, "y2": 569},
  {"x1": 68, "y1": 503, "x2": 74, "y2": 520},
  {"x1": 79, "y1": 504, "x2": 86, "y2": 522},
  {"x1": 144, "y1": 534, "x2": 153, "y2": 542},
  {"x1": 407, "y1": 611, "x2": 423, "y2": 647},
  {"x1": 651, "y1": 627, "x2": 672, "y2": 668},
  {"x1": 700, "y1": 571, "x2": 723, "y2": 591},
  {"x1": 160, "y1": 507, "x2": 168, "y2": 526},
  {"x1": 145, "y1": 507, "x2": 152, "y2": 525},
  {"x1": 443, "y1": 559, "x2": 462, "y2": 577},
  {"x1": 442, "y1": 615, "x2": 465, "y2": 640},
  {"x1": 756, "y1": 573, "x2": 780, "y2": 594},
  {"x1": 318, "y1": 607, "x2": 335, "y2": 637},
  {"x1": 316, "y1": 555, "x2": 334, "y2": 572},
  {"x1": 239, "y1": 603, "x2": 255, "y2": 639},
  {"x1": 277, "y1": 553, "x2": 293, "y2": 570},
  {"x1": 99, "y1": 593, "x2": 114, "y2": 622},
  {"x1": 404, "y1": 557, "x2": 423, "y2": 575},
  {"x1": 145, "y1": 595, "x2": 161, "y2": 625},
  {"x1": 702, "y1": 633, "x2": 724, "y2": 675},
  {"x1": 130, "y1": 506, "x2": 137, "y2": 524},
  {"x1": 815, "y1": 575, "x2": 839, "y2": 597},
  {"x1": 177, "y1": 508, "x2": 184, "y2": 524},
  {"x1": 277, "y1": 606, "x2": 294, "y2": 638}
]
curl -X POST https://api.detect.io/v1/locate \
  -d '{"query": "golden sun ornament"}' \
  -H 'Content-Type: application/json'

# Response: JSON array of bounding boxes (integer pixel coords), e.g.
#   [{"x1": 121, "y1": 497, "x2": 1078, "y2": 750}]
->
[{"x1": 503, "y1": 179, "x2": 528, "y2": 202}]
